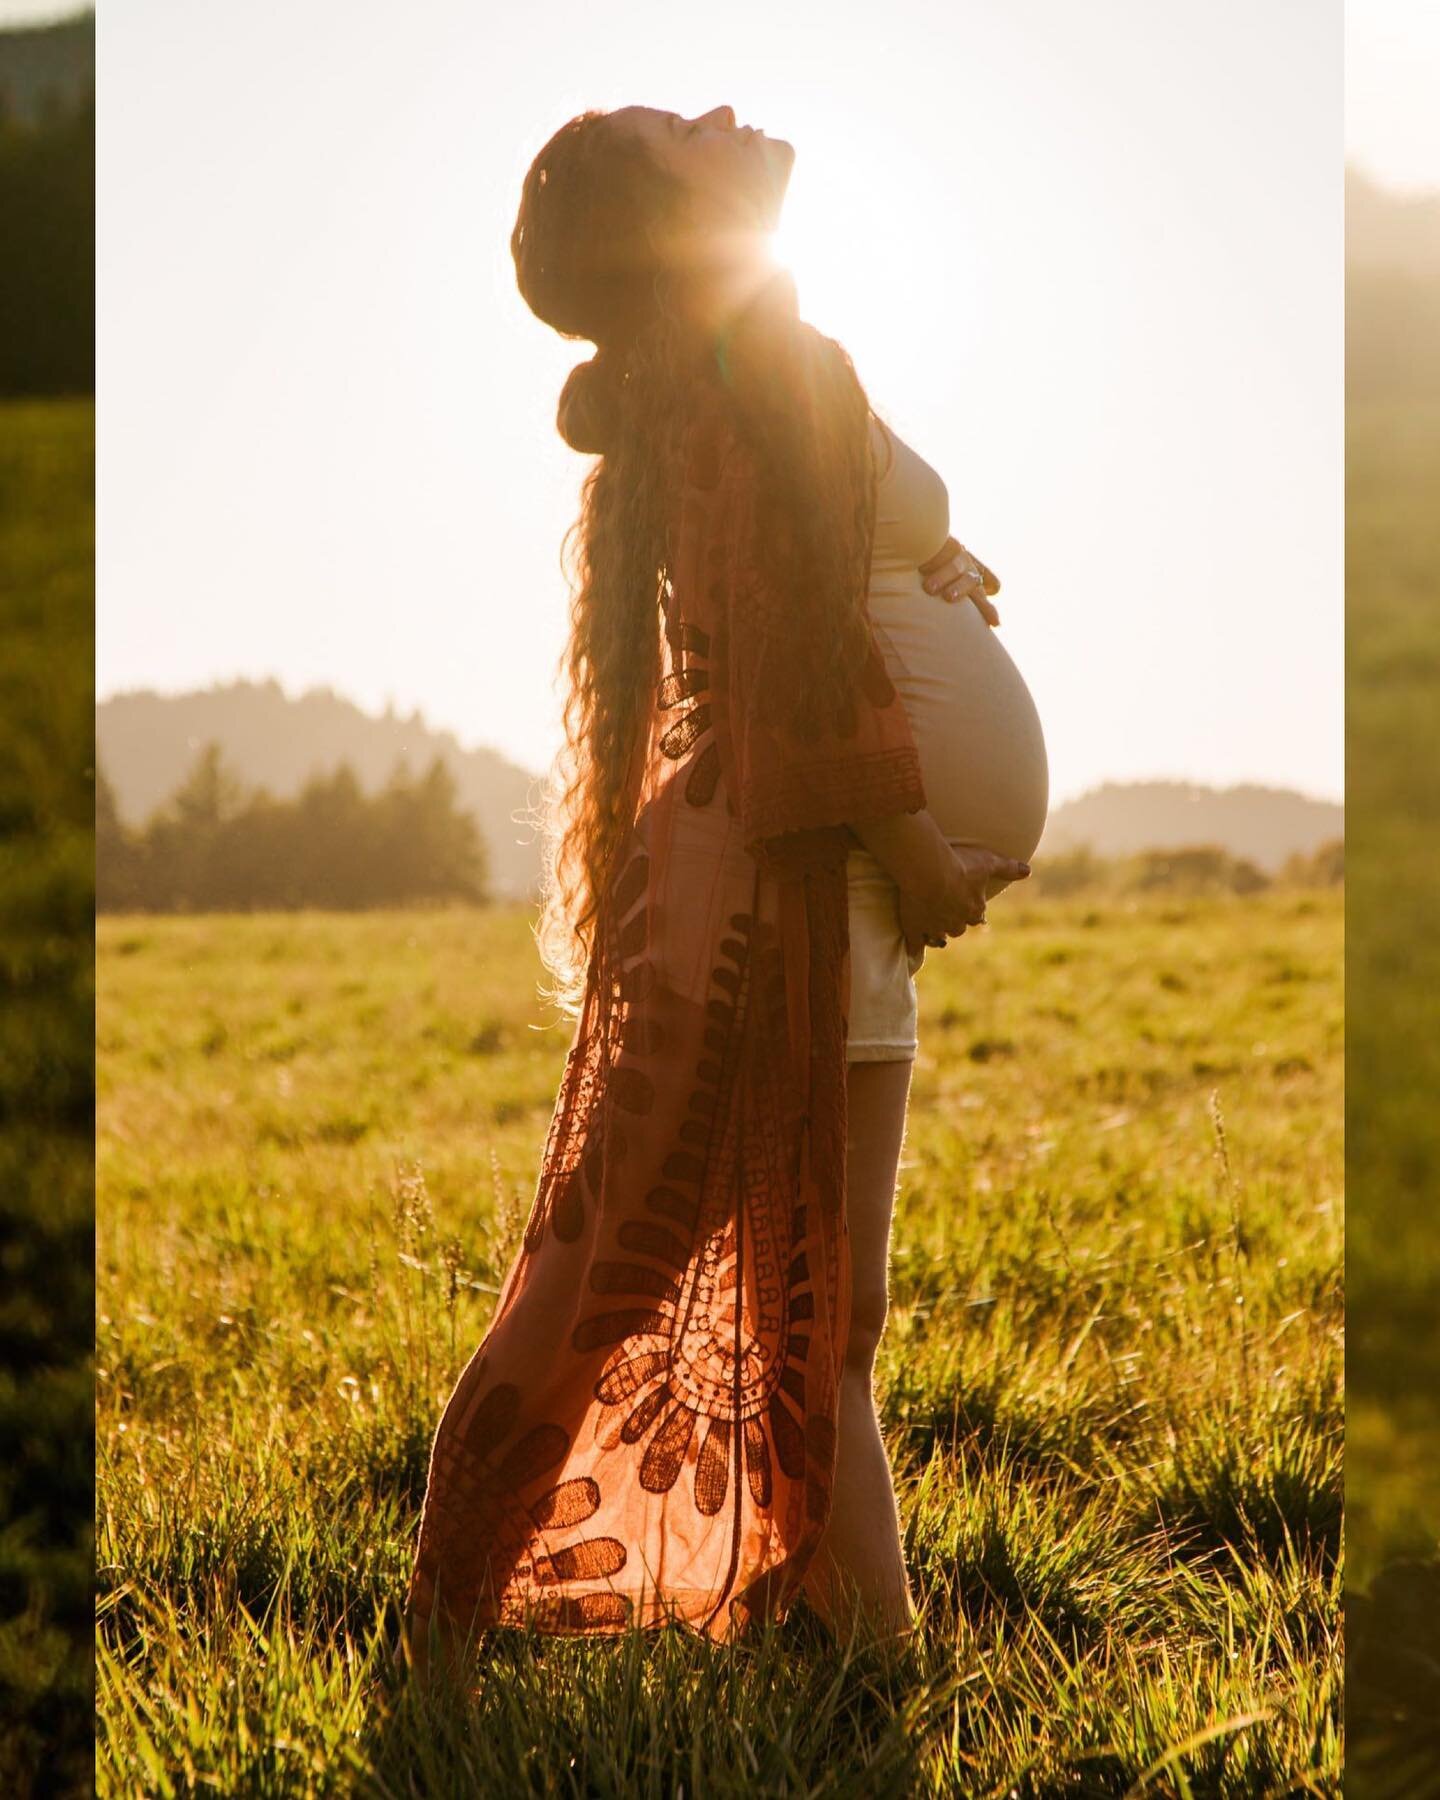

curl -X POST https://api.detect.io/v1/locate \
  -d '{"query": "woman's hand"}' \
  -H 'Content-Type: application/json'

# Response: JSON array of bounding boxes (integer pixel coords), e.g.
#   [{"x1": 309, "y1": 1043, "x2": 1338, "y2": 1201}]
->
[
  {"x1": 897, "y1": 843, "x2": 1030, "y2": 956},
  {"x1": 852, "y1": 813, "x2": 1027, "y2": 952},
  {"x1": 917, "y1": 537, "x2": 1002, "y2": 627},
  {"x1": 898, "y1": 885, "x2": 956, "y2": 958}
]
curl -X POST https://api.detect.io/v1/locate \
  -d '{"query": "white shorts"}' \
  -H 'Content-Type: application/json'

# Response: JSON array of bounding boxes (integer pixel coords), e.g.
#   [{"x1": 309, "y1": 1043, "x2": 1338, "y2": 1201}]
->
[{"x1": 844, "y1": 844, "x2": 925, "y2": 1062}]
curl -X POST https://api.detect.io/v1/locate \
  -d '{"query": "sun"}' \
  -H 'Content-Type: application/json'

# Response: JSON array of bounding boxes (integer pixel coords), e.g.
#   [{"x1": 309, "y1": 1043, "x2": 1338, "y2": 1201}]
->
[
  {"x1": 766, "y1": 201, "x2": 855, "y2": 339},
  {"x1": 762, "y1": 165, "x2": 916, "y2": 386},
  {"x1": 762, "y1": 146, "x2": 986, "y2": 409}
]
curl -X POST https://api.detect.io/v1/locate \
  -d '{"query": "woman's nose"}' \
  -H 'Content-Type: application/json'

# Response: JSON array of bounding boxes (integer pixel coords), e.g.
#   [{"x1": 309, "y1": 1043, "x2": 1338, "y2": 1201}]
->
[{"x1": 706, "y1": 105, "x2": 736, "y2": 128}]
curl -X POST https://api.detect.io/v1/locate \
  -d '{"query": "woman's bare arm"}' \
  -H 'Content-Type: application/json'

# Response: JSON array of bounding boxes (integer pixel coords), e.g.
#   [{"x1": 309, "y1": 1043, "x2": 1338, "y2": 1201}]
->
[
  {"x1": 850, "y1": 809, "x2": 1031, "y2": 945},
  {"x1": 849, "y1": 808, "x2": 954, "y2": 903}
]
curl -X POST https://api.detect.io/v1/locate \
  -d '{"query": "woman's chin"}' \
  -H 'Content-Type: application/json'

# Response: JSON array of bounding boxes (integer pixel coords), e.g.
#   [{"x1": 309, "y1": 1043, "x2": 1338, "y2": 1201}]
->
[{"x1": 757, "y1": 139, "x2": 795, "y2": 230}]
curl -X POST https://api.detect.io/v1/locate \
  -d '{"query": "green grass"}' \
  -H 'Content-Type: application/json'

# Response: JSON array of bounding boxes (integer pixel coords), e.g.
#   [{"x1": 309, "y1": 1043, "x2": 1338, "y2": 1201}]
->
[
  {"x1": 0, "y1": 397, "x2": 95, "y2": 1798},
  {"x1": 1345, "y1": 398, "x2": 1440, "y2": 1580},
  {"x1": 1341, "y1": 389, "x2": 1440, "y2": 1799},
  {"x1": 97, "y1": 889, "x2": 1342, "y2": 1795}
]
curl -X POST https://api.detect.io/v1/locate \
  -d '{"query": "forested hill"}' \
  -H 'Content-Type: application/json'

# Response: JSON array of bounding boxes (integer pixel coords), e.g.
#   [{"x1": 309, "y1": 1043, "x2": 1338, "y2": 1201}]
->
[
  {"x1": 98, "y1": 680, "x2": 545, "y2": 902},
  {"x1": 1347, "y1": 165, "x2": 1440, "y2": 403},
  {"x1": 100, "y1": 679, "x2": 1343, "y2": 896},
  {"x1": 1347, "y1": 165, "x2": 1440, "y2": 275},
  {"x1": 1038, "y1": 780, "x2": 1342, "y2": 875},
  {"x1": 0, "y1": 10, "x2": 93, "y2": 126},
  {"x1": 0, "y1": 10, "x2": 94, "y2": 396}
]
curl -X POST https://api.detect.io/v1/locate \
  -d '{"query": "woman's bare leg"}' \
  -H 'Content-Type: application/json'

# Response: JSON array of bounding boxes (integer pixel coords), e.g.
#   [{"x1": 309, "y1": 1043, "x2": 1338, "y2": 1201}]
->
[{"x1": 801, "y1": 1056, "x2": 917, "y2": 1640}]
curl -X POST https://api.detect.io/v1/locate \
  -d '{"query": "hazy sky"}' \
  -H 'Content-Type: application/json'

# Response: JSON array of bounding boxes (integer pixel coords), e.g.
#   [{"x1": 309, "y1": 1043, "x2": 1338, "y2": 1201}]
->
[
  {"x1": 92, "y1": 0, "x2": 1348, "y2": 803},
  {"x1": 1347, "y1": 0, "x2": 1440, "y2": 191}
]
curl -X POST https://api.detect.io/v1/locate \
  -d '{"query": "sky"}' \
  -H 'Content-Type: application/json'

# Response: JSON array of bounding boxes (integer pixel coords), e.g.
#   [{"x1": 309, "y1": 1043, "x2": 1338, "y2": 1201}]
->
[
  {"x1": 86, "y1": 0, "x2": 1360, "y2": 805},
  {"x1": 1346, "y1": 0, "x2": 1440, "y2": 192},
  {"x1": 0, "y1": 1, "x2": 84, "y2": 18}
]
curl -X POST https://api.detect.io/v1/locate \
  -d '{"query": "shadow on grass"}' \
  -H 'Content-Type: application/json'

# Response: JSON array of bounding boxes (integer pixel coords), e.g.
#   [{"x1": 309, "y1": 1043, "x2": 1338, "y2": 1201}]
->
[
  {"x1": 351, "y1": 1595, "x2": 955, "y2": 1799},
  {"x1": 1347, "y1": 1552, "x2": 1440, "y2": 1800},
  {"x1": 1133, "y1": 1387, "x2": 1343, "y2": 1573}
]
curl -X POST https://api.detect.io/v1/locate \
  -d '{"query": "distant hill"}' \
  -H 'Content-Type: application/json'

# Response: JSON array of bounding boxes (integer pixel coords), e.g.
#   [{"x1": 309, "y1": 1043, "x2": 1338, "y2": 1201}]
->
[
  {"x1": 0, "y1": 10, "x2": 94, "y2": 396},
  {"x1": 1038, "y1": 780, "x2": 1342, "y2": 874},
  {"x1": 97, "y1": 680, "x2": 547, "y2": 902},
  {"x1": 1347, "y1": 165, "x2": 1440, "y2": 275},
  {"x1": 0, "y1": 10, "x2": 93, "y2": 127},
  {"x1": 1347, "y1": 165, "x2": 1440, "y2": 403},
  {"x1": 100, "y1": 681, "x2": 1344, "y2": 897}
]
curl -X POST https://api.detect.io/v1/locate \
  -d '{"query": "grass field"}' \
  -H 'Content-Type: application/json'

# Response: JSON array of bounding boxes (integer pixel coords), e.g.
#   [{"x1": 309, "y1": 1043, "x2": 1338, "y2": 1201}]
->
[
  {"x1": 0, "y1": 398, "x2": 94, "y2": 1797},
  {"x1": 1345, "y1": 396, "x2": 1440, "y2": 1574},
  {"x1": 97, "y1": 888, "x2": 1342, "y2": 1795},
  {"x1": 1340, "y1": 389, "x2": 1440, "y2": 1798}
]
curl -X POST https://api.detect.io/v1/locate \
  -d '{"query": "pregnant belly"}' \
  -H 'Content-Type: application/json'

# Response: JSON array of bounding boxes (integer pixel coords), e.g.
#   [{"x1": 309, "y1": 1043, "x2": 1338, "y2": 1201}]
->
[{"x1": 869, "y1": 577, "x2": 1050, "y2": 868}]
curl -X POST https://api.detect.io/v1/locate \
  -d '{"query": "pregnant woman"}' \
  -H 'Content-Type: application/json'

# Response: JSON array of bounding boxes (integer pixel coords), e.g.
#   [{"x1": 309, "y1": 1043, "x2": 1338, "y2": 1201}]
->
[{"x1": 405, "y1": 103, "x2": 1040, "y2": 1669}]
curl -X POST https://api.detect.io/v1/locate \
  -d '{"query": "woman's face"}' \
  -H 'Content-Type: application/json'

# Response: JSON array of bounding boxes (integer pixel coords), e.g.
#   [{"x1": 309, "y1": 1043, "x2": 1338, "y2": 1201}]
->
[{"x1": 613, "y1": 104, "x2": 795, "y2": 236}]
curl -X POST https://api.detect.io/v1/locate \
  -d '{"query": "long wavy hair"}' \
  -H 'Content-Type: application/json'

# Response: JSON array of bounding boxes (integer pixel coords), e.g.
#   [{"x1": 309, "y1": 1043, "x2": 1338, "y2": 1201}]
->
[{"x1": 512, "y1": 107, "x2": 881, "y2": 1019}]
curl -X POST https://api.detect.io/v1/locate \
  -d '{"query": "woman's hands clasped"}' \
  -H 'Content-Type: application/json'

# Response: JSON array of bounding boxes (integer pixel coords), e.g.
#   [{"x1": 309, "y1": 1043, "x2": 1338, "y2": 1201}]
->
[{"x1": 897, "y1": 844, "x2": 1031, "y2": 958}]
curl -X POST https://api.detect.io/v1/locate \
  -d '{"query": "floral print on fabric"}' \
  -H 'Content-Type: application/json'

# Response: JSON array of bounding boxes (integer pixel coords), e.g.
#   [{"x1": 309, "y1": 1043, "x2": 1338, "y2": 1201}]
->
[{"x1": 406, "y1": 379, "x2": 927, "y2": 1650}]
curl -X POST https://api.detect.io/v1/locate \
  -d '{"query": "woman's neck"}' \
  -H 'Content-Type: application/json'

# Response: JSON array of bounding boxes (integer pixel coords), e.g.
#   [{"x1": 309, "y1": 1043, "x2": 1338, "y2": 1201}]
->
[{"x1": 695, "y1": 258, "x2": 796, "y2": 385}]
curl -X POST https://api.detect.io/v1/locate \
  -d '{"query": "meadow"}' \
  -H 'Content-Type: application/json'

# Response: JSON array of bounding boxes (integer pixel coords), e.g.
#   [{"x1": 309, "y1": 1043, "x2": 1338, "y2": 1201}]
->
[
  {"x1": 0, "y1": 398, "x2": 94, "y2": 1796},
  {"x1": 1340, "y1": 387, "x2": 1440, "y2": 1798},
  {"x1": 97, "y1": 887, "x2": 1342, "y2": 1795},
  {"x1": 1344, "y1": 395, "x2": 1440, "y2": 1571}
]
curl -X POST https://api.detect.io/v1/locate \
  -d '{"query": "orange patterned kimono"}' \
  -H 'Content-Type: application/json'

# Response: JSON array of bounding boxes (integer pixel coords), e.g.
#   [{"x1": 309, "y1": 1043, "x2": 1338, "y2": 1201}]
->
[{"x1": 406, "y1": 380, "x2": 927, "y2": 1649}]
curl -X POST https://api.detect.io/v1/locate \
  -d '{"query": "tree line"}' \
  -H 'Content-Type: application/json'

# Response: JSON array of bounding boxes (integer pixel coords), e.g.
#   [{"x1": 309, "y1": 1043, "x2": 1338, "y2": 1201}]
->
[
  {"x1": 97, "y1": 743, "x2": 491, "y2": 912},
  {"x1": 1023, "y1": 838, "x2": 1343, "y2": 899},
  {"x1": 0, "y1": 20, "x2": 93, "y2": 397}
]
